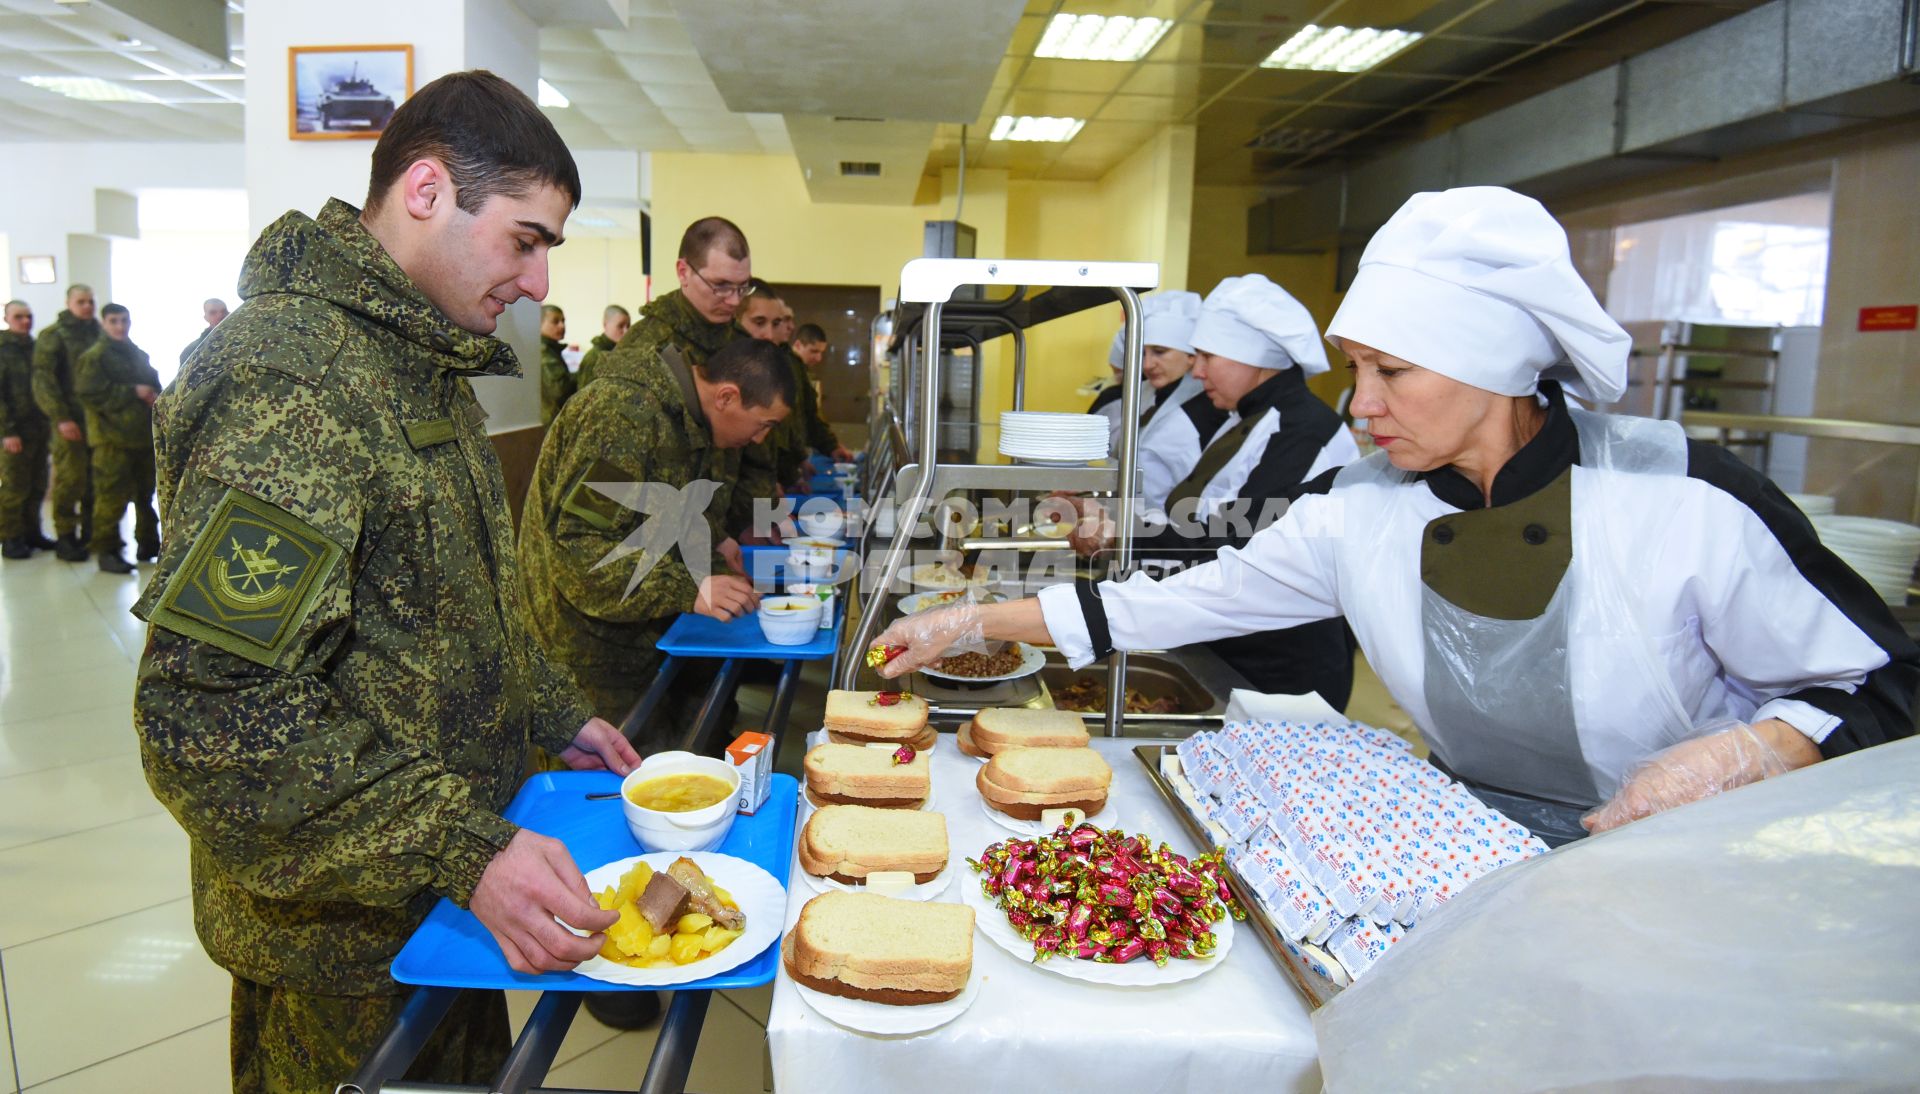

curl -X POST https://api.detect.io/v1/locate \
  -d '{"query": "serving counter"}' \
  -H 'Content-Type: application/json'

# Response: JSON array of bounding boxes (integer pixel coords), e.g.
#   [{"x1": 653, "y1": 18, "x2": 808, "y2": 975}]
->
[{"x1": 766, "y1": 735, "x2": 1321, "y2": 1092}]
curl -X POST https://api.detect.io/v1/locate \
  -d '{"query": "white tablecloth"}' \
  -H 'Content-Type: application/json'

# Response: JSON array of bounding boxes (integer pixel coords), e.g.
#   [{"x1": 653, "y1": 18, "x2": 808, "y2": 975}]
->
[{"x1": 768, "y1": 736, "x2": 1321, "y2": 1093}]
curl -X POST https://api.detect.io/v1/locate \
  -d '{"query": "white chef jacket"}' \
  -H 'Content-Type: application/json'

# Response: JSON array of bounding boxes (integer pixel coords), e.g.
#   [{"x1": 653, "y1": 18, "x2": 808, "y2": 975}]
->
[{"x1": 1135, "y1": 373, "x2": 1227, "y2": 510}]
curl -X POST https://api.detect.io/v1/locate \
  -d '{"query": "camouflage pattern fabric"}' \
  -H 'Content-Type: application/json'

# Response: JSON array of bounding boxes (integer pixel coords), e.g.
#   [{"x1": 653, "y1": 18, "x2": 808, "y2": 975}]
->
[
  {"x1": 518, "y1": 342, "x2": 732, "y2": 730},
  {"x1": 763, "y1": 349, "x2": 811, "y2": 488},
  {"x1": 575, "y1": 331, "x2": 615, "y2": 390},
  {"x1": 75, "y1": 335, "x2": 159, "y2": 449},
  {"x1": 538, "y1": 335, "x2": 573, "y2": 426},
  {"x1": 132, "y1": 198, "x2": 593, "y2": 1000},
  {"x1": 0, "y1": 329, "x2": 50, "y2": 540},
  {"x1": 33, "y1": 309, "x2": 98, "y2": 539},
  {"x1": 88, "y1": 443, "x2": 157, "y2": 554},
  {"x1": 228, "y1": 977, "x2": 508, "y2": 1094},
  {"x1": 794, "y1": 352, "x2": 841, "y2": 456}
]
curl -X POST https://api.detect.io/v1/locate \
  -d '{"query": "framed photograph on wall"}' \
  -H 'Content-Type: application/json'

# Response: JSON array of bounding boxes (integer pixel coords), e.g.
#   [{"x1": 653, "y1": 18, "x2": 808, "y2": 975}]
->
[
  {"x1": 289, "y1": 44, "x2": 413, "y2": 140},
  {"x1": 17, "y1": 256, "x2": 56, "y2": 285}
]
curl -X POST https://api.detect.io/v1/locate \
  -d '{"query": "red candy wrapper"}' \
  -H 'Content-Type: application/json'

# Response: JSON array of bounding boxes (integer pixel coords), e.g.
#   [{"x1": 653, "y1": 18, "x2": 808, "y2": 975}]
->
[
  {"x1": 869, "y1": 691, "x2": 910, "y2": 707},
  {"x1": 864, "y1": 644, "x2": 907, "y2": 669},
  {"x1": 891, "y1": 744, "x2": 916, "y2": 766}
]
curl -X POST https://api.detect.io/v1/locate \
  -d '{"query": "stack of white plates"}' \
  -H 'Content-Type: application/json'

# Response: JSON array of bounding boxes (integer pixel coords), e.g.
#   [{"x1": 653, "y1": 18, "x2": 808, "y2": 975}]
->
[
  {"x1": 998, "y1": 411, "x2": 1109, "y2": 464},
  {"x1": 1787, "y1": 493, "x2": 1837, "y2": 517},
  {"x1": 1812, "y1": 515, "x2": 1920, "y2": 604}
]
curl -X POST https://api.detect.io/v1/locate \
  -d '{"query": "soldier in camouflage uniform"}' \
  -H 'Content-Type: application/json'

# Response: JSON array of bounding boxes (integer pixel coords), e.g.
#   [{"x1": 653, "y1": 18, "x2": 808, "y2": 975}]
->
[
  {"x1": 32, "y1": 283, "x2": 100, "y2": 561},
  {"x1": 519, "y1": 337, "x2": 792, "y2": 726},
  {"x1": 1, "y1": 300, "x2": 55, "y2": 558},
  {"x1": 736, "y1": 283, "x2": 815, "y2": 490},
  {"x1": 792, "y1": 322, "x2": 855, "y2": 462},
  {"x1": 574, "y1": 302, "x2": 628, "y2": 390},
  {"x1": 75, "y1": 303, "x2": 160, "y2": 573},
  {"x1": 130, "y1": 71, "x2": 642, "y2": 1094},
  {"x1": 538, "y1": 303, "x2": 574, "y2": 425}
]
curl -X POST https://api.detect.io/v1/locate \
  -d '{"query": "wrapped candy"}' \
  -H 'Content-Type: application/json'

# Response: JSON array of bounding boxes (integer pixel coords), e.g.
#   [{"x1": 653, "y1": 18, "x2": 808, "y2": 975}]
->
[{"x1": 891, "y1": 744, "x2": 916, "y2": 766}]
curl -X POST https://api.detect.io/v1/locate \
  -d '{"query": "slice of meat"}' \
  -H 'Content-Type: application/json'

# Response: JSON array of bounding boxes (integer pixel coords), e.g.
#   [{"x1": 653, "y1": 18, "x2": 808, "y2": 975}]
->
[
  {"x1": 636, "y1": 871, "x2": 690, "y2": 933},
  {"x1": 668, "y1": 857, "x2": 746, "y2": 930}
]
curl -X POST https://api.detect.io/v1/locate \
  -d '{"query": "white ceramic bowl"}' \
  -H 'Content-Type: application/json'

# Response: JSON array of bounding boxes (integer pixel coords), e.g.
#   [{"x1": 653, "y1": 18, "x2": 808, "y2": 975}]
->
[
  {"x1": 787, "y1": 582, "x2": 837, "y2": 626},
  {"x1": 832, "y1": 461, "x2": 858, "y2": 475},
  {"x1": 619, "y1": 752, "x2": 741, "y2": 853},
  {"x1": 758, "y1": 594, "x2": 825, "y2": 644},
  {"x1": 786, "y1": 536, "x2": 843, "y2": 566},
  {"x1": 790, "y1": 555, "x2": 838, "y2": 584},
  {"x1": 795, "y1": 503, "x2": 845, "y2": 540}
]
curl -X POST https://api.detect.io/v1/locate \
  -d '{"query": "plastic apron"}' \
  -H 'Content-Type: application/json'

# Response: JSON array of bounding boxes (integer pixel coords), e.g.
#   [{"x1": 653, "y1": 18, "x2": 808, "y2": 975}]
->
[{"x1": 1334, "y1": 405, "x2": 1699, "y2": 842}]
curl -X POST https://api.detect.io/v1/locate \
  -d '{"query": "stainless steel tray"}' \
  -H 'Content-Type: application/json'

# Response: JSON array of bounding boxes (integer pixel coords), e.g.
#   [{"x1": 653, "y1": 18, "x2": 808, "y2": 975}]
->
[{"x1": 1131, "y1": 744, "x2": 1344, "y2": 1008}]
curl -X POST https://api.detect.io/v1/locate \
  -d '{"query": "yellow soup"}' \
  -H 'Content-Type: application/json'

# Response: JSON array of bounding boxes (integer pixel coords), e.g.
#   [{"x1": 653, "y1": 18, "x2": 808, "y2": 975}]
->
[{"x1": 627, "y1": 773, "x2": 733, "y2": 813}]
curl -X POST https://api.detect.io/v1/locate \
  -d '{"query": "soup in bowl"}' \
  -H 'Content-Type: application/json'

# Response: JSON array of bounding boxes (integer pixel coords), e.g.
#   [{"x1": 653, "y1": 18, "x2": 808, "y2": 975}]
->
[{"x1": 619, "y1": 752, "x2": 740, "y2": 852}]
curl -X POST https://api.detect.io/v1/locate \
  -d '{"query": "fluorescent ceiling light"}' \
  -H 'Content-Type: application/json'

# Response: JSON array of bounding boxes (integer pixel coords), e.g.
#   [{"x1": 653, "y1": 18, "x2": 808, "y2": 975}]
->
[
  {"x1": 1035, "y1": 14, "x2": 1172, "y2": 62},
  {"x1": 538, "y1": 78, "x2": 569, "y2": 108},
  {"x1": 20, "y1": 75, "x2": 161, "y2": 103},
  {"x1": 989, "y1": 115, "x2": 1085, "y2": 143},
  {"x1": 1260, "y1": 24, "x2": 1424, "y2": 72}
]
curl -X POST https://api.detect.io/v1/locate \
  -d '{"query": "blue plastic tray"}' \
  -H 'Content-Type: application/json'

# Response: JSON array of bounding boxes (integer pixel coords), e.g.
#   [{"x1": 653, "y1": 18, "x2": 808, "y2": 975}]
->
[
  {"x1": 655, "y1": 598, "x2": 842, "y2": 661},
  {"x1": 391, "y1": 772, "x2": 798, "y2": 992}
]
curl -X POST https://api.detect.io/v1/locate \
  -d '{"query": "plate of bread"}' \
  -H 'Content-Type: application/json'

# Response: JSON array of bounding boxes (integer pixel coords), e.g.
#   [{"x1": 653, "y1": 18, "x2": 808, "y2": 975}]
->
[
  {"x1": 799, "y1": 804, "x2": 955, "y2": 901},
  {"x1": 783, "y1": 891, "x2": 979, "y2": 1034},
  {"x1": 975, "y1": 746, "x2": 1116, "y2": 835},
  {"x1": 821, "y1": 689, "x2": 935, "y2": 751},
  {"x1": 573, "y1": 852, "x2": 784, "y2": 988},
  {"x1": 803, "y1": 741, "x2": 937, "y2": 812},
  {"x1": 956, "y1": 707, "x2": 1090, "y2": 762}
]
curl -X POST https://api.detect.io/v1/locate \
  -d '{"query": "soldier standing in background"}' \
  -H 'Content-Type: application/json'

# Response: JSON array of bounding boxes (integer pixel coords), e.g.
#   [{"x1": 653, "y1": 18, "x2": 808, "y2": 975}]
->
[
  {"x1": 32, "y1": 283, "x2": 99, "y2": 562},
  {"x1": 179, "y1": 297, "x2": 230, "y2": 365},
  {"x1": 0, "y1": 300, "x2": 55, "y2": 559},
  {"x1": 790, "y1": 322, "x2": 854, "y2": 461},
  {"x1": 74, "y1": 302, "x2": 160, "y2": 573},
  {"x1": 737, "y1": 280, "x2": 814, "y2": 491},
  {"x1": 130, "y1": 70, "x2": 641, "y2": 1092},
  {"x1": 575, "y1": 302, "x2": 628, "y2": 389},
  {"x1": 538, "y1": 303, "x2": 574, "y2": 425}
]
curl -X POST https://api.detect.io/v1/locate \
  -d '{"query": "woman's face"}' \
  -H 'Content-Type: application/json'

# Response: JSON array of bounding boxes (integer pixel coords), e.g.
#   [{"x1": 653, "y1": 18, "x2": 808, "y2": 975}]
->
[
  {"x1": 1341, "y1": 340, "x2": 1506, "y2": 472},
  {"x1": 1141, "y1": 345, "x2": 1192, "y2": 389},
  {"x1": 1190, "y1": 350, "x2": 1270, "y2": 410}
]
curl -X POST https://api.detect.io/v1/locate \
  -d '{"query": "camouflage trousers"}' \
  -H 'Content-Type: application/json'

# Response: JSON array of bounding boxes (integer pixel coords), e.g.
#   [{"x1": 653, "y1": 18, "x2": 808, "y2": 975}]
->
[
  {"x1": 0, "y1": 425, "x2": 49, "y2": 539},
  {"x1": 88, "y1": 443, "x2": 157, "y2": 554},
  {"x1": 47, "y1": 431, "x2": 89, "y2": 540},
  {"x1": 229, "y1": 978, "x2": 509, "y2": 1094}
]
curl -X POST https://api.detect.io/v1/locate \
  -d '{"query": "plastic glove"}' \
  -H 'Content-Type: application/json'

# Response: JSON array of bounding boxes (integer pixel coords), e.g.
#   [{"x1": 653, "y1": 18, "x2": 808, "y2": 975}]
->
[
  {"x1": 1582, "y1": 719, "x2": 1804, "y2": 834},
  {"x1": 868, "y1": 604, "x2": 989, "y2": 679},
  {"x1": 1068, "y1": 497, "x2": 1115, "y2": 559}
]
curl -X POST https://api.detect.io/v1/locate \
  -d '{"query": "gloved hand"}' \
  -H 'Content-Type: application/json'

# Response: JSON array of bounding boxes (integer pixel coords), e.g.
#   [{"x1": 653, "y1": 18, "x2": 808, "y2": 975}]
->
[
  {"x1": 1582, "y1": 719, "x2": 1809, "y2": 834},
  {"x1": 868, "y1": 604, "x2": 989, "y2": 679}
]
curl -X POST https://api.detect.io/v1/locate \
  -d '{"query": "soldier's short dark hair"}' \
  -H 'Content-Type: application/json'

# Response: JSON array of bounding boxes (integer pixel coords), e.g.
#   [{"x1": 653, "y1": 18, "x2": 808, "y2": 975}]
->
[
  {"x1": 745, "y1": 277, "x2": 780, "y2": 302},
  {"x1": 541, "y1": 304, "x2": 564, "y2": 319},
  {"x1": 679, "y1": 217, "x2": 749, "y2": 268},
  {"x1": 702, "y1": 337, "x2": 795, "y2": 410},
  {"x1": 603, "y1": 304, "x2": 630, "y2": 321},
  {"x1": 3, "y1": 300, "x2": 27, "y2": 313},
  {"x1": 366, "y1": 70, "x2": 581, "y2": 216},
  {"x1": 101, "y1": 303, "x2": 128, "y2": 319},
  {"x1": 66, "y1": 284, "x2": 92, "y2": 300},
  {"x1": 794, "y1": 323, "x2": 827, "y2": 345}
]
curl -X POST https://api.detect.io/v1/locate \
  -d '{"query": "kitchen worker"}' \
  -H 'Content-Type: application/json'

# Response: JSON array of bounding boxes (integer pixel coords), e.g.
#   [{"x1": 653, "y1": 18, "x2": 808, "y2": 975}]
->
[
  {"x1": 1116, "y1": 290, "x2": 1221, "y2": 511},
  {"x1": 877, "y1": 186, "x2": 1918, "y2": 846},
  {"x1": 538, "y1": 303, "x2": 574, "y2": 424},
  {"x1": 791, "y1": 323, "x2": 855, "y2": 463},
  {"x1": 1084, "y1": 330, "x2": 1128, "y2": 448},
  {"x1": 130, "y1": 71, "x2": 642, "y2": 1092},
  {"x1": 575, "y1": 302, "x2": 629, "y2": 388},
  {"x1": 32, "y1": 282, "x2": 99, "y2": 562},
  {"x1": 0, "y1": 299, "x2": 55, "y2": 559},
  {"x1": 73, "y1": 301, "x2": 160, "y2": 573},
  {"x1": 1065, "y1": 275, "x2": 1361, "y2": 707}
]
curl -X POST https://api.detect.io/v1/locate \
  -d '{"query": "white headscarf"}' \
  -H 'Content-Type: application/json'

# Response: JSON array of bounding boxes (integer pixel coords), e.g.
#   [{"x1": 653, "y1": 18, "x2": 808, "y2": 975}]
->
[
  {"x1": 1189, "y1": 274, "x2": 1330, "y2": 375},
  {"x1": 1325, "y1": 186, "x2": 1630, "y2": 403}
]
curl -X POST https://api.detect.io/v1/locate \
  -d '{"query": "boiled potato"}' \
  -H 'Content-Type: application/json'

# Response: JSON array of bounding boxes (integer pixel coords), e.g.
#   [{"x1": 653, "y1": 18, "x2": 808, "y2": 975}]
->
[
  {"x1": 669, "y1": 933, "x2": 705, "y2": 965},
  {"x1": 676, "y1": 913, "x2": 713, "y2": 934},
  {"x1": 590, "y1": 859, "x2": 745, "y2": 970}
]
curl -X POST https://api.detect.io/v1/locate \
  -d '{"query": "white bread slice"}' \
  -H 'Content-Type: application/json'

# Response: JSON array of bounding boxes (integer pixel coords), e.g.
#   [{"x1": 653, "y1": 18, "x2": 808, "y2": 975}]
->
[
  {"x1": 969, "y1": 707, "x2": 1090, "y2": 754},
  {"x1": 827, "y1": 725, "x2": 937, "y2": 751},
  {"x1": 823, "y1": 690, "x2": 929, "y2": 738},
  {"x1": 976, "y1": 767, "x2": 1107, "y2": 807},
  {"x1": 804, "y1": 743, "x2": 931, "y2": 806},
  {"x1": 955, "y1": 720, "x2": 988, "y2": 759},
  {"x1": 782, "y1": 891, "x2": 973, "y2": 1004},
  {"x1": 980, "y1": 746, "x2": 1111, "y2": 795},
  {"x1": 799, "y1": 805, "x2": 947, "y2": 882}
]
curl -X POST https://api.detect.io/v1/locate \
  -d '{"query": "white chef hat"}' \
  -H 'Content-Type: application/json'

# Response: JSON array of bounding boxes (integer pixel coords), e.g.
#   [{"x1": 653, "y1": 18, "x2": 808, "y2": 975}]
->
[
  {"x1": 1140, "y1": 290, "x2": 1202, "y2": 354},
  {"x1": 1107, "y1": 328, "x2": 1125, "y2": 370},
  {"x1": 1189, "y1": 274, "x2": 1330, "y2": 375},
  {"x1": 1325, "y1": 186, "x2": 1629, "y2": 403}
]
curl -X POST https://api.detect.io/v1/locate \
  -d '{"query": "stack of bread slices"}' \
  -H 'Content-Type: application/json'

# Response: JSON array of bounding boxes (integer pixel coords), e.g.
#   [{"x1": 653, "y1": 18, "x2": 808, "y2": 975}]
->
[
  {"x1": 956, "y1": 707, "x2": 1089, "y2": 758},
  {"x1": 804, "y1": 742, "x2": 932, "y2": 809},
  {"x1": 824, "y1": 689, "x2": 934, "y2": 750},
  {"x1": 799, "y1": 804, "x2": 948, "y2": 885},
  {"x1": 976, "y1": 746, "x2": 1112, "y2": 820},
  {"x1": 784, "y1": 891, "x2": 974, "y2": 1006}
]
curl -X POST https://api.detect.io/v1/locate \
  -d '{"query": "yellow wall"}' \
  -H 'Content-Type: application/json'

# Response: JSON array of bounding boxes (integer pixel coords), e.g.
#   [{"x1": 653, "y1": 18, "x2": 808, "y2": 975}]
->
[{"x1": 546, "y1": 234, "x2": 648, "y2": 343}]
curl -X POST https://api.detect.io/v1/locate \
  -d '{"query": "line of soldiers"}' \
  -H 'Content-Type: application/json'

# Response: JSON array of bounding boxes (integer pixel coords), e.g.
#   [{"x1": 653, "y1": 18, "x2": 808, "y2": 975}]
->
[{"x1": 0, "y1": 288, "x2": 179, "y2": 572}]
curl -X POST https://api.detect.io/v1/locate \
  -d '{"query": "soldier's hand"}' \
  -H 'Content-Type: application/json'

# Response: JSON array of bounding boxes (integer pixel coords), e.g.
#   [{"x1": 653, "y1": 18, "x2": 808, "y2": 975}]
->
[
  {"x1": 56, "y1": 420, "x2": 82, "y2": 443},
  {"x1": 136, "y1": 385, "x2": 159, "y2": 406},
  {"x1": 470, "y1": 830, "x2": 615, "y2": 974},
  {"x1": 559, "y1": 716, "x2": 641, "y2": 775},
  {"x1": 1, "y1": 436, "x2": 19, "y2": 455},
  {"x1": 694, "y1": 574, "x2": 760, "y2": 622},
  {"x1": 832, "y1": 445, "x2": 855, "y2": 462},
  {"x1": 717, "y1": 537, "x2": 744, "y2": 576}
]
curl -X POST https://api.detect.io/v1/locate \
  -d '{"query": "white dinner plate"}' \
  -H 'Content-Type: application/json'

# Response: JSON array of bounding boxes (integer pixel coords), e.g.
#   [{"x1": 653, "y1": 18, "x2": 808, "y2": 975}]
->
[
  {"x1": 960, "y1": 870, "x2": 1234, "y2": 987},
  {"x1": 786, "y1": 959, "x2": 981, "y2": 1035},
  {"x1": 571, "y1": 852, "x2": 784, "y2": 988},
  {"x1": 918, "y1": 641, "x2": 1046, "y2": 684},
  {"x1": 898, "y1": 588, "x2": 1002, "y2": 615},
  {"x1": 977, "y1": 791, "x2": 1116, "y2": 836},
  {"x1": 799, "y1": 856, "x2": 957, "y2": 902},
  {"x1": 905, "y1": 564, "x2": 995, "y2": 591}
]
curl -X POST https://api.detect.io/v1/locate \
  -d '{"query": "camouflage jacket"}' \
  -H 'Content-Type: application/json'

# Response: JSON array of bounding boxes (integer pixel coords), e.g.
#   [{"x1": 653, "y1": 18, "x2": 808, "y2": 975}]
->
[
  {"x1": 74, "y1": 336, "x2": 160, "y2": 449},
  {"x1": 575, "y1": 332, "x2": 615, "y2": 390},
  {"x1": 32, "y1": 308, "x2": 100, "y2": 425},
  {"x1": 518, "y1": 344, "x2": 732, "y2": 679},
  {"x1": 132, "y1": 198, "x2": 593, "y2": 995},
  {"x1": 793, "y1": 353, "x2": 840, "y2": 456},
  {"x1": 538, "y1": 335, "x2": 573, "y2": 426},
  {"x1": 0, "y1": 329, "x2": 48, "y2": 438}
]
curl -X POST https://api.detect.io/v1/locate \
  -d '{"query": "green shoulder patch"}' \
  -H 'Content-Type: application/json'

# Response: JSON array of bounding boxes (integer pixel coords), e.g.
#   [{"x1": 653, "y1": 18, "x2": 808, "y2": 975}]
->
[
  {"x1": 559, "y1": 458, "x2": 636, "y2": 532},
  {"x1": 148, "y1": 487, "x2": 343, "y2": 667}
]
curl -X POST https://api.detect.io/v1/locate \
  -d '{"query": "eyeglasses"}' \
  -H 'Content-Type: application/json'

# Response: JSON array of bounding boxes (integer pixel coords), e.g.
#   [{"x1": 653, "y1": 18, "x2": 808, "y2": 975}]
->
[{"x1": 690, "y1": 266, "x2": 751, "y2": 301}]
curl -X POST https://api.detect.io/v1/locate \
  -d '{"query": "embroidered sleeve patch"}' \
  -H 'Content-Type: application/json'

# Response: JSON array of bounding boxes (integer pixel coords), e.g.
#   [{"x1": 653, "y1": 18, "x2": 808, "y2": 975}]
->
[{"x1": 148, "y1": 487, "x2": 343, "y2": 667}]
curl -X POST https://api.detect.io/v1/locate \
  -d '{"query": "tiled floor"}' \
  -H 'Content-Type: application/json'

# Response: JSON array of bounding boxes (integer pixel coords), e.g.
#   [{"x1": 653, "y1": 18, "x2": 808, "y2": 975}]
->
[{"x1": 0, "y1": 544, "x2": 773, "y2": 1093}]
